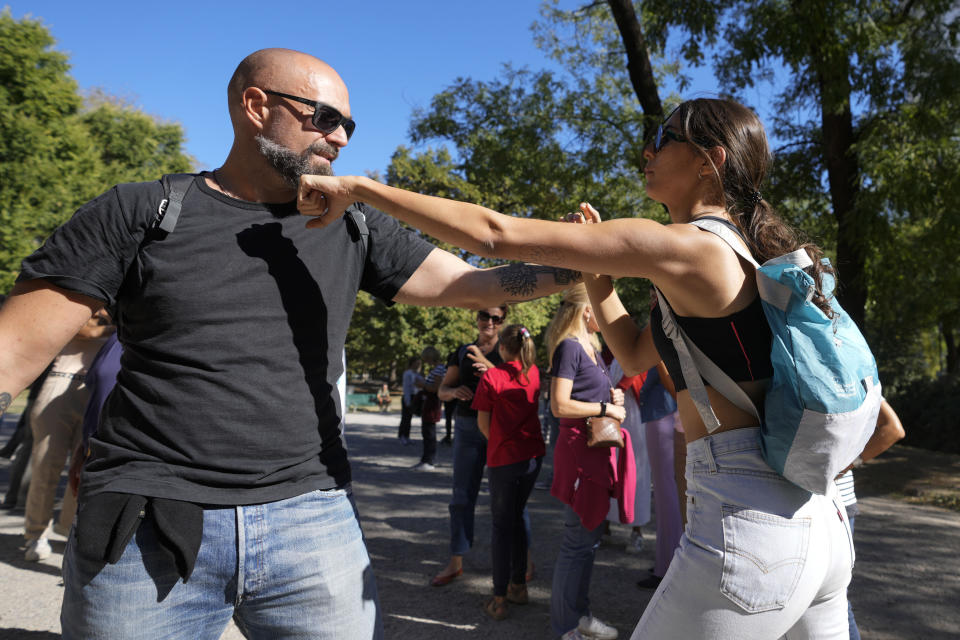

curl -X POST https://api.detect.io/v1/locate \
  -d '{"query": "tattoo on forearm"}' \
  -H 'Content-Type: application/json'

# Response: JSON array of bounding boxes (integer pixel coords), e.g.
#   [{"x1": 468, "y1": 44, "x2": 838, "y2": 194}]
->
[
  {"x1": 496, "y1": 263, "x2": 583, "y2": 300},
  {"x1": 0, "y1": 392, "x2": 11, "y2": 417},
  {"x1": 552, "y1": 268, "x2": 582, "y2": 285}
]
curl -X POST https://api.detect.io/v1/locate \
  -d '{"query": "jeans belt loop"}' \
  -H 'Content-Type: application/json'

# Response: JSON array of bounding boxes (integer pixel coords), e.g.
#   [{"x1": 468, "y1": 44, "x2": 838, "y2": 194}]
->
[{"x1": 703, "y1": 437, "x2": 718, "y2": 473}]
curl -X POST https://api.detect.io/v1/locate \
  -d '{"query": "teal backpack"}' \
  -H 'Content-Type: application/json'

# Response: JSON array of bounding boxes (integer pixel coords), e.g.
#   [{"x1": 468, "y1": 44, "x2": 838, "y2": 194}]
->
[{"x1": 657, "y1": 218, "x2": 881, "y2": 495}]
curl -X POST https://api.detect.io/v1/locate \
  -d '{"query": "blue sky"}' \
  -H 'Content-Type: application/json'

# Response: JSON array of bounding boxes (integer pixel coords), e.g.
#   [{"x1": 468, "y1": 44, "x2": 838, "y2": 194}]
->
[{"x1": 10, "y1": 1, "x2": 742, "y2": 178}]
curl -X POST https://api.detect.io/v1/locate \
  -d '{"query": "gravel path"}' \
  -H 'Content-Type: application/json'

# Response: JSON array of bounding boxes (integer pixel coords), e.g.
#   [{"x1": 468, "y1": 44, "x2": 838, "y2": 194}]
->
[{"x1": 1, "y1": 411, "x2": 957, "y2": 639}]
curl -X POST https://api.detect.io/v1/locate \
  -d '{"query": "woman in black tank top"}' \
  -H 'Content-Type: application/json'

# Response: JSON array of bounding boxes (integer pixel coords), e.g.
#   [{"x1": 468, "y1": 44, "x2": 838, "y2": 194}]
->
[{"x1": 302, "y1": 97, "x2": 853, "y2": 640}]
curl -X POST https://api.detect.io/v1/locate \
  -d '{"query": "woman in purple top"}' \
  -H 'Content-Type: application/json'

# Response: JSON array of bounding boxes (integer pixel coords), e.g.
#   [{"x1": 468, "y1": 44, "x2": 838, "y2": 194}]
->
[{"x1": 545, "y1": 285, "x2": 624, "y2": 640}]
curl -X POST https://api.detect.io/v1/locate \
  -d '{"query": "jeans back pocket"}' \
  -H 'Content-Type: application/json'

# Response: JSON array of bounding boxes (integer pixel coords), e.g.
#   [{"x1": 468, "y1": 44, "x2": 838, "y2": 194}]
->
[{"x1": 720, "y1": 505, "x2": 811, "y2": 613}]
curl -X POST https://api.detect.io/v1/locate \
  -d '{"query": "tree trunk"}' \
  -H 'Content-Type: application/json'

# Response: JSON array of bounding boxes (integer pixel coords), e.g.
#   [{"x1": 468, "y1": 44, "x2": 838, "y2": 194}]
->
[
  {"x1": 605, "y1": 0, "x2": 664, "y2": 140},
  {"x1": 943, "y1": 316, "x2": 958, "y2": 374},
  {"x1": 812, "y1": 44, "x2": 867, "y2": 330}
]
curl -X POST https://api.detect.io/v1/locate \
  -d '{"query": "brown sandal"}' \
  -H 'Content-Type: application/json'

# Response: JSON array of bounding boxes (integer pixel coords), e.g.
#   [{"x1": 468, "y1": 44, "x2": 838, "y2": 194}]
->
[
  {"x1": 506, "y1": 582, "x2": 529, "y2": 605},
  {"x1": 483, "y1": 597, "x2": 508, "y2": 621}
]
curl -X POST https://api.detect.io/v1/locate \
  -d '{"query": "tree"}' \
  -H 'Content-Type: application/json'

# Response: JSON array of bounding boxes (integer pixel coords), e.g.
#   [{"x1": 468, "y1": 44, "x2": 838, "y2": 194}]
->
[
  {"x1": 0, "y1": 11, "x2": 193, "y2": 291},
  {"x1": 536, "y1": 0, "x2": 959, "y2": 387},
  {"x1": 342, "y1": 2, "x2": 692, "y2": 376},
  {"x1": 632, "y1": 0, "x2": 960, "y2": 342}
]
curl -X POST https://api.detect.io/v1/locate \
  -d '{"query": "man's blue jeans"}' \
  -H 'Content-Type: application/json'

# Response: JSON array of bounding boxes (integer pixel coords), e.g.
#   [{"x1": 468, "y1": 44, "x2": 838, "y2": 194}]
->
[
  {"x1": 61, "y1": 488, "x2": 382, "y2": 639},
  {"x1": 449, "y1": 414, "x2": 487, "y2": 556}
]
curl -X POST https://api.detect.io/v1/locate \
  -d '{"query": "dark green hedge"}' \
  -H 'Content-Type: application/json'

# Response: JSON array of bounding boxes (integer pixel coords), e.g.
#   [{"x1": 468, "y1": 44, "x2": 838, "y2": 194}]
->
[{"x1": 888, "y1": 374, "x2": 960, "y2": 454}]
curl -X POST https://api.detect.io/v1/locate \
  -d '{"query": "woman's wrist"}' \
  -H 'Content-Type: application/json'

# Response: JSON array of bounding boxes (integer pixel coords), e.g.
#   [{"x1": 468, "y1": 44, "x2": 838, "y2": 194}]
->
[{"x1": 598, "y1": 401, "x2": 607, "y2": 417}]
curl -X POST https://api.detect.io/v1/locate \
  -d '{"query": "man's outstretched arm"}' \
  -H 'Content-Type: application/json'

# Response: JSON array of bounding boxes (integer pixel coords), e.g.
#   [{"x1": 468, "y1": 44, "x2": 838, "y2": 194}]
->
[
  {"x1": 393, "y1": 248, "x2": 581, "y2": 309},
  {"x1": 0, "y1": 281, "x2": 102, "y2": 417}
]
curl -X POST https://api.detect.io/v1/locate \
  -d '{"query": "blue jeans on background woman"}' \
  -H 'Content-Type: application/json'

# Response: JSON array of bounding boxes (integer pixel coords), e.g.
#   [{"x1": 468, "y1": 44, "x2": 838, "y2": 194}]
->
[
  {"x1": 550, "y1": 504, "x2": 605, "y2": 637},
  {"x1": 449, "y1": 414, "x2": 488, "y2": 555}
]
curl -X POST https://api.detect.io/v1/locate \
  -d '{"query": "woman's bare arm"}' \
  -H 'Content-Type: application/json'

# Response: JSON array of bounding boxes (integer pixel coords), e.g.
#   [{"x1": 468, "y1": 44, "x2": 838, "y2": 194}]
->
[
  {"x1": 583, "y1": 276, "x2": 660, "y2": 376},
  {"x1": 299, "y1": 176, "x2": 726, "y2": 291}
]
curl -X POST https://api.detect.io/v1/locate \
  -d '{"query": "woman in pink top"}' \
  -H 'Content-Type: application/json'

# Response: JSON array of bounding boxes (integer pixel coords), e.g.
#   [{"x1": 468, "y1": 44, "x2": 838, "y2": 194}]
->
[{"x1": 472, "y1": 324, "x2": 544, "y2": 620}]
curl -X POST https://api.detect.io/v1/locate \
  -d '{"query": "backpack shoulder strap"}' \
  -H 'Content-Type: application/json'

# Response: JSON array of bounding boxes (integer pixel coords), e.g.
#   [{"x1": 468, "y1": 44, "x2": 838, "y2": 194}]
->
[
  {"x1": 154, "y1": 173, "x2": 197, "y2": 235},
  {"x1": 345, "y1": 205, "x2": 369, "y2": 242},
  {"x1": 690, "y1": 218, "x2": 760, "y2": 268}
]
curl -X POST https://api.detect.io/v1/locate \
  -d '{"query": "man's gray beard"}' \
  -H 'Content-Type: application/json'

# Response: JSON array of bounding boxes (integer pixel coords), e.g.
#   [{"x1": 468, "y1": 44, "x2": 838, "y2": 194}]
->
[{"x1": 255, "y1": 135, "x2": 334, "y2": 187}]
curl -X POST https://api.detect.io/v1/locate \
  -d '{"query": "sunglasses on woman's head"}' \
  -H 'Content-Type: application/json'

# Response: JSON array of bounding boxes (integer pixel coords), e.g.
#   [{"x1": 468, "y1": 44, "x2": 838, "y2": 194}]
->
[
  {"x1": 477, "y1": 311, "x2": 504, "y2": 325},
  {"x1": 263, "y1": 89, "x2": 356, "y2": 140}
]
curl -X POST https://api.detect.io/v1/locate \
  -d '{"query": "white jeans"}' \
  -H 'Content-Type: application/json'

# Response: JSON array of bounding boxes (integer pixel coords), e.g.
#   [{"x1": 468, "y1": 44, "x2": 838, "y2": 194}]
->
[{"x1": 631, "y1": 428, "x2": 853, "y2": 639}]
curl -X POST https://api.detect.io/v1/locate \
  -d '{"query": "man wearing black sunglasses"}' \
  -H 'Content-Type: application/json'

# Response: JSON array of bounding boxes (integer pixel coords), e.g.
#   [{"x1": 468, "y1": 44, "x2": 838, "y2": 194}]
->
[{"x1": 0, "y1": 48, "x2": 583, "y2": 640}]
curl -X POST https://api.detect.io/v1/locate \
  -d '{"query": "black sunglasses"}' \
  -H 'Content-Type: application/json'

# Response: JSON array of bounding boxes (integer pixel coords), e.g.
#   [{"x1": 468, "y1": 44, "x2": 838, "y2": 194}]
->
[
  {"x1": 263, "y1": 89, "x2": 356, "y2": 140},
  {"x1": 477, "y1": 311, "x2": 504, "y2": 325},
  {"x1": 653, "y1": 123, "x2": 688, "y2": 153}
]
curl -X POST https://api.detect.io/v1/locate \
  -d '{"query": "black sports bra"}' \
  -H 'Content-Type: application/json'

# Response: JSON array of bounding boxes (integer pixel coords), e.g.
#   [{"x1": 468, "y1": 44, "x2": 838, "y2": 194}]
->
[
  {"x1": 649, "y1": 217, "x2": 773, "y2": 392},
  {"x1": 650, "y1": 293, "x2": 773, "y2": 392}
]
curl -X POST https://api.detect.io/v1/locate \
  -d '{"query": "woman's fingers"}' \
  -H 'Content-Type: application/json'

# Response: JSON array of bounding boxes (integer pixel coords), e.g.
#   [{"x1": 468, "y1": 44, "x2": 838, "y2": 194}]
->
[
  {"x1": 610, "y1": 387, "x2": 625, "y2": 406},
  {"x1": 580, "y1": 202, "x2": 602, "y2": 224}
]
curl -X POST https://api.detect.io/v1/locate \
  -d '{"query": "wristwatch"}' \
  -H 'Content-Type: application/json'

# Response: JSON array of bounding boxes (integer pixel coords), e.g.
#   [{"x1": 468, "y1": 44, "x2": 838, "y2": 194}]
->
[{"x1": 598, "y1": 401, "x2": 607, "y2": 417}]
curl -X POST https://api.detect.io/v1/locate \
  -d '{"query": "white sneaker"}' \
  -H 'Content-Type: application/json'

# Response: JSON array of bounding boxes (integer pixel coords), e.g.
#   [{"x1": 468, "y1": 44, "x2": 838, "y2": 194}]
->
[
  {"x1": 625, "y1": 529, "x2": 644, "y2": 554},
  {"x1": 24, "y1": 537, "x2": 51, "y2": 562},
  {"x1": 578, "y1": 615, "x2": 618, "y2": 639}
]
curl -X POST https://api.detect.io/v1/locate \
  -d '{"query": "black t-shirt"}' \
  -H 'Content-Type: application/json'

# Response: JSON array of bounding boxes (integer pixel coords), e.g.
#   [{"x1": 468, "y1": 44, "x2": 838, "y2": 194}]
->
[
  {"x1": 447, "y1": 341, "x2": 502, "y2": 418},
  {"x1": 18, "y1": 175, "x2": 434, "y2": 505}
]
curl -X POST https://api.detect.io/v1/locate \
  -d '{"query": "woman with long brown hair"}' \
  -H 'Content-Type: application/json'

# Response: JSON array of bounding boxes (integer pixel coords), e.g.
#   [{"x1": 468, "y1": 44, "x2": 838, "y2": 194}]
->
[{"x1": 301, "y1": 97, "x2": 855, "y2": 639}]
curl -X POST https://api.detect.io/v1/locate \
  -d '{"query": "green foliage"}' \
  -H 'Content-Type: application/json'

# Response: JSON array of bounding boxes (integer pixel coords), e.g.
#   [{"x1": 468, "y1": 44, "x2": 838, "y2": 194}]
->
[
  {"x1": 889, "y1": 374, "x2": 960, "y2": 454},
  {"x1": 344, "y1": 2, "x2": 681, "y2": 378},
  {"x1": 637, "y1": 0, "x2": 960, "y2": 388},
  {"x1": 345, "y1": 291, "x2": 562, "y2": 381},
  {"x1": 0, "y1": 11, "x2": 193, "y2": 291}
]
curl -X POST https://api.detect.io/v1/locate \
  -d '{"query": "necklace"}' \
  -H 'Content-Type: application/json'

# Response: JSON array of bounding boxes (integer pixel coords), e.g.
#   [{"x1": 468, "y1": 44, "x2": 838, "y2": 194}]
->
[{"x1": 212, "y1": 169, "x2": 240, "y2": 199}]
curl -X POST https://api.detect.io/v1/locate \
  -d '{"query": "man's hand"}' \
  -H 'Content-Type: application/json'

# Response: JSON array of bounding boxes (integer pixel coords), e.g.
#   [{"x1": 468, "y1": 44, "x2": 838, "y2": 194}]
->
[
  {"x1": 68, "y1": 441, "x2": 86, "y2": 497},
  {"x1": 451, "y1": 385, "x2": 474, "y2": 402},
  {"x1": 298, "y1": 175, "x2": 356, "y2": 229}
]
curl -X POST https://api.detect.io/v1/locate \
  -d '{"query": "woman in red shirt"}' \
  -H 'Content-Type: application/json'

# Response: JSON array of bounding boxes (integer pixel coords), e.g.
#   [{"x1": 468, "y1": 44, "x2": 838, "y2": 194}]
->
[{"x1": 472, "y1": 324, "x2": 545, "y2": 620}]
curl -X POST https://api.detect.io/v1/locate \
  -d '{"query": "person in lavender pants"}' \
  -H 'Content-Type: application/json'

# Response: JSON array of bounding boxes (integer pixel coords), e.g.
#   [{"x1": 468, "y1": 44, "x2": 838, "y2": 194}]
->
[{"x1": 636, "y1": 365, "x2": 682, "y2": 589}]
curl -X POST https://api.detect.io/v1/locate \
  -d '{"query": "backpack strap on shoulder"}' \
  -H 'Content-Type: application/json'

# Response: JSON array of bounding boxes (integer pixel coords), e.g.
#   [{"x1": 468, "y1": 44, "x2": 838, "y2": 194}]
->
[
  {"x1": 155, "y1": 174, "x2": 197, "y2": 235},
  {"x1": 690, "y1": 218, "x2": 760, "y2": 268},
  {"x1": 345, "y1": 206, "x2": 369, "y2": 242}
]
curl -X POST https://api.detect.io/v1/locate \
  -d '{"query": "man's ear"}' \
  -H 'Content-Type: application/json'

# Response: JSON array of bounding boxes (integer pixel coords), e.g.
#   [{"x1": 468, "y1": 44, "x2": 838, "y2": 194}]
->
[{"x1": 241, "y1": 86, "x2": 269, "y2": 132}]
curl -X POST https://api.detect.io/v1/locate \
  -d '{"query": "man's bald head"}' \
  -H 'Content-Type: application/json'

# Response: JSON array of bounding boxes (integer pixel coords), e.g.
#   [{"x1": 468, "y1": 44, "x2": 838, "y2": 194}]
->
[
  {"x1": 227, "y1": 48, "x2": 346, "y2": 121},
  {"x1": 222, "y1": 49, "x2": 351, "y2": 190}
]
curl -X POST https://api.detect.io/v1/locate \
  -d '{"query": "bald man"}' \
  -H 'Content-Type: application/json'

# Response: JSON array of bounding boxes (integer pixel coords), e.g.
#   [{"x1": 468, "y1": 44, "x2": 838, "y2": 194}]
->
[{"x1": 0, "y1": 49, "x2": 580, "y2": 639}]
